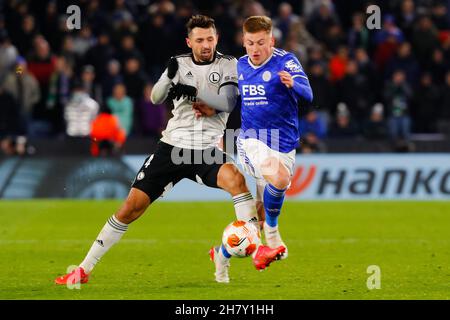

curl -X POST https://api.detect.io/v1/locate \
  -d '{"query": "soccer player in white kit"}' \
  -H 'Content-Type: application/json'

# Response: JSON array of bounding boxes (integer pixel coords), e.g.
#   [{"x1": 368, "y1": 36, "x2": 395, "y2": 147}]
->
[{"x1": 55, "y1": 15, "x2": 284, "y2": 286}]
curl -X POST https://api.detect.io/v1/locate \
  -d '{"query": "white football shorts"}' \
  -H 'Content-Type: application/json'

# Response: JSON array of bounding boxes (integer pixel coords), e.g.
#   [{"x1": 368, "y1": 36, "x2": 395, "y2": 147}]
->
[{"x1": 236, "y1": 137, "x2": 296, "y2": 201}]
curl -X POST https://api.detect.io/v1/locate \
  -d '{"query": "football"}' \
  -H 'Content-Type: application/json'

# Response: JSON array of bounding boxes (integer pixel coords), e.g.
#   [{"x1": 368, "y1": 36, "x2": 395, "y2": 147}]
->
[{"x1": 222, "y1": 220, "x2": 261, "y2": 257}]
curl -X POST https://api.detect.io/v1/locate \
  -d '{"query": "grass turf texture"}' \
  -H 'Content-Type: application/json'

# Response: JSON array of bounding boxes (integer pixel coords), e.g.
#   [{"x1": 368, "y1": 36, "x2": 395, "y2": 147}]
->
[{"x1": 0, "y1": 200, "x2": 449, "y2": 300}]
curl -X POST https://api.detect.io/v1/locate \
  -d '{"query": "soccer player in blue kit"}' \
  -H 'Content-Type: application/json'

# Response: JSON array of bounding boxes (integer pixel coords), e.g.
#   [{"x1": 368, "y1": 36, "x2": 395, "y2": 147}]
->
[
  {"x1": 235, "y1": 15, "x2": 313, "y2": 259},
  {"x1": 204, "y1": 15, "x2": 313, "y2": 272}
]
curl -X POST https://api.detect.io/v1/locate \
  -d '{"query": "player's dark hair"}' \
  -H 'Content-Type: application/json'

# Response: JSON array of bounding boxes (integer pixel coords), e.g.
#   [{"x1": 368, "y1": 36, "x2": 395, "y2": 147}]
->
[
  {"x1": 186, "y1": 15, "x2": 216, "y2": 35},
  {"x1": 243, "y1": 16, "x2": 273, "y2": 34}
]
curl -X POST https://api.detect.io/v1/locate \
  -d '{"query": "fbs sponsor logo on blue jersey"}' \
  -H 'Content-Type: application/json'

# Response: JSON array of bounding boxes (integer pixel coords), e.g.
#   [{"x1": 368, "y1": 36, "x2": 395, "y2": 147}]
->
[
  {"x1": 241, "y1": 84, "x2": 265, "y2": 96},
  {"x1": 241, "y1": 84, "x2": 268, "y2": 106}
]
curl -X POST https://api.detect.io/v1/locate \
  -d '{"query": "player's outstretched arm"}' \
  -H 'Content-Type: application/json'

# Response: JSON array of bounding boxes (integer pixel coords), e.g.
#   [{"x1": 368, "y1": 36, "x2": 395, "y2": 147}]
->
[
  {"x1": 196, "y1": 84, "x2": 239, "y2": 113},
  {"x1": 151, "y1": 76, "x2": 171, "y2": 104},
  {"x1": 151, "y1": 57, "x2": 179, "y2": 104},
  {"x1": 169, "y1": 82, "x2": 238, "y2": 113}
]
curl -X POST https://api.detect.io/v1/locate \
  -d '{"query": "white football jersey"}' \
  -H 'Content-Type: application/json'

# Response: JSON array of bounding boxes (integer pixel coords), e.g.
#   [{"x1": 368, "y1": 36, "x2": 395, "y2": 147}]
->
[{"x1": 158, "y1": 52, "x2": 238, "y2": 150}]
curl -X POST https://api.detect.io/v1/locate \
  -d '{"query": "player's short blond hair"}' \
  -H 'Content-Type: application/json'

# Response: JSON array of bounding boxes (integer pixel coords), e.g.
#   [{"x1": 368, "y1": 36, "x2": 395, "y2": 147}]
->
[{"x1": 243, "y1": 16, "x2": 273, "y2": 34}]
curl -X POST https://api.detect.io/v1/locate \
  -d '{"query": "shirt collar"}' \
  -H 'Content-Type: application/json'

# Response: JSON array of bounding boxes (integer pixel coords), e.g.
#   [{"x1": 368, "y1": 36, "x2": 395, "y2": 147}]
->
[{"x1": 191, "y1": 51, "x2": 217, "y2": 65}]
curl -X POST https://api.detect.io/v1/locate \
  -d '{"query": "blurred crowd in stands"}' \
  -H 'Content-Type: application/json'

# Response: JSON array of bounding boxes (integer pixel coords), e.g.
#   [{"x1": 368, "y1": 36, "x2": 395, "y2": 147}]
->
[{"x1": 0, "y1": 0, "x2": 449, "y2": 156}]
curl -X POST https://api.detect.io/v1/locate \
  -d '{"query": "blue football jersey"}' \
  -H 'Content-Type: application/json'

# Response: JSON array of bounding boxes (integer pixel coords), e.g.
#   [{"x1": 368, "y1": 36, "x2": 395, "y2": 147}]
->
[{"x1": 237, "y1": 48, "x2": 313, "y2": 153}]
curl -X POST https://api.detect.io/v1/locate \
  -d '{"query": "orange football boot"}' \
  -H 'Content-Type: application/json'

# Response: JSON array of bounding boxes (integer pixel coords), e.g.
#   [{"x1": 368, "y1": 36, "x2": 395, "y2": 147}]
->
[
  {"x1": 252, "y1": 244, "x2": 286, "y2": 271},
  {"x1": 55, "y1": 267, "x2": 89, "y2": 285}
]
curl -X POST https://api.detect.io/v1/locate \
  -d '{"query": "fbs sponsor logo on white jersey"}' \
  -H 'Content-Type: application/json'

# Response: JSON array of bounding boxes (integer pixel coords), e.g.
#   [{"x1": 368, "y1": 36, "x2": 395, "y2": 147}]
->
[{"x1": 285, "y1": 59, "x2": 301, "y2": 73}]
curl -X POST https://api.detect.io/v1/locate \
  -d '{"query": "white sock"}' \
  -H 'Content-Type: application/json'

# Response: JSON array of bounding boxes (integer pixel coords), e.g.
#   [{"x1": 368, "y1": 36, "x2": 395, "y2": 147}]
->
[
  {"x1": 232, "y1": 192, "x2": 258, "y2": 228},
  {"x1": 218, "y1": 246, "x2": 231, "y2": 264},
  {"x1": 264, "y1": 221, "x2": 279, "y2": 233},
  {"x1": 264, "y1": 221, "x2": 282, "y2": 244},
  {"x1": 79, "y1": 215, "x2": 128, "y2": 273}
]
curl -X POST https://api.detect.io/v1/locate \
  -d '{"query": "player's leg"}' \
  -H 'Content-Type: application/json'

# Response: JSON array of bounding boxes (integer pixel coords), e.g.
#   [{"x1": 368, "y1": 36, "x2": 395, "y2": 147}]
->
[
  {"x1": 54, "y1": 188, "x2": 152, "y2": 285},
  {"x1": 78, "y1": 188, "x2": 151, "y2": 273},
  {"x1": 236, "y1": 138, "x2": 288, "y2": 264},
  {"x1": 197, "y1": 159, "x2": 257, "y2": 282},
  {"x1": 255, "y1": 180, "x2": 266, "y2": 231},
  {"x1": 256, "y1": 201, "x2": 265, "y2": 224},
  {"x1": 198, "y1": 148, "x2": 283, "y2": 278},
  {"x1": 217, "y1": 163, "x2": 259, "y2": 226},
  {"x1": 260, "y1": 156, "x2": 291, "y2": 259},
  {"x1": 261, "y1": 156, "x2": 290, "y2": 224},
  {"x1": 239, "y1": 137, "x2": 293, "y2": 259},
  {"x1": 55, "y1": 143, "x2": 180, "y2": 285},
  {"x1": 216, "y1": 163, "x2": 263, "y2": 279}
]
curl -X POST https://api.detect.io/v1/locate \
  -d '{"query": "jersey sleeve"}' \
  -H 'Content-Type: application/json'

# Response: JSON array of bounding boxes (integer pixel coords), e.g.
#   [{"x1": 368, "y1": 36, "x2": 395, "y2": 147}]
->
[
  {"x1": 197, "y1": 57, "x2": 239, "y2": 113},
  {"x1": 151, "y1": 66, "x2": 179, "y2": 104},
  {"x1": 282, "y1": 53, "x2": 308, "y2": 81},
  {"x1": 283, "y1": 53, "x2": 313, "y2": 103},
  {"x1": 219, "y1": 57, "x2": 238, "y2": 92}
]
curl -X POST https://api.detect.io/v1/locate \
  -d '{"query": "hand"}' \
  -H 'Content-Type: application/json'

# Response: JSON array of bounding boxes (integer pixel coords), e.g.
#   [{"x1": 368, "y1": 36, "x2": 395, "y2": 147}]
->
[
  {"x1": 192, "y1": 101, "x2": 216, "y2": 119},
  {"x1": 278, "y1": 71, "x2": 294, "y2": 88},
  {"x1": 166, "y1": 57, "x2": 178, "y2": 79},
  {"x1": 168, "y1": 83, "x2": 197, "y2": 102}
]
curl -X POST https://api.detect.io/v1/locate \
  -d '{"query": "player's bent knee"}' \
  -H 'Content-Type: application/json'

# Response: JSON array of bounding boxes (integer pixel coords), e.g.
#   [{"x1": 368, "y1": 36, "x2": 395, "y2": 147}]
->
[
  {"x1": 264, "y1": 167, "x2": 290, "y2": 189},
  {"x1": 116, "y1": 201, "x2": 146, "y2": 224},
  {"x1": 218, "y1": 164, "x2": 248, "y2": 195},
  {"x1": 232, "y1": 172, "x2": 247, "y2": 191},
  {"x1": 261, "y1": 157, "x2": 290, "y2": 189},
  {"x1": 270, "y1": 174, "x2": 290, "y2": 190}
]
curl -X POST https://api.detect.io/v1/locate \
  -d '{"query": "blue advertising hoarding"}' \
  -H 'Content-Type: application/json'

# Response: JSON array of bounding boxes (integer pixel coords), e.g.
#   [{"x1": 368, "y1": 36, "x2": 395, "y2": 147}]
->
[{"x1": 0, "y1": 154, "x2": 449, "y2": 200}]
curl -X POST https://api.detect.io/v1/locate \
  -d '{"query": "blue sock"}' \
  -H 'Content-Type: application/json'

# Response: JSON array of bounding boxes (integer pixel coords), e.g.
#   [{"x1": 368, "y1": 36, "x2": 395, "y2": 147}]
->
[
  {"x1": 263, "y1": 184, "x2": 286, "y2": 227},
  {"x1": 220, "y1": 244, "x2": 231, "y2": 258}
]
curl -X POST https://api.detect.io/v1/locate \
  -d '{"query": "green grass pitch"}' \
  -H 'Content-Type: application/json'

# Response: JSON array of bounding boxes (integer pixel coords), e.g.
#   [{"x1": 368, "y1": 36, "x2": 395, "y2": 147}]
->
[{"x1": 0, "y1": 200, "x2": 449, "y2": 300}]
